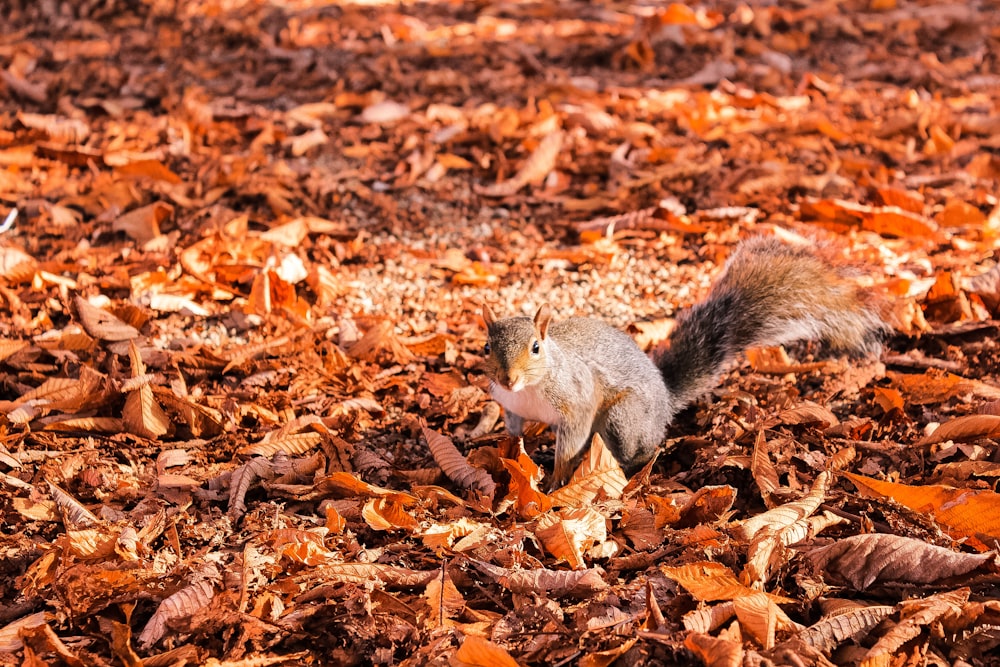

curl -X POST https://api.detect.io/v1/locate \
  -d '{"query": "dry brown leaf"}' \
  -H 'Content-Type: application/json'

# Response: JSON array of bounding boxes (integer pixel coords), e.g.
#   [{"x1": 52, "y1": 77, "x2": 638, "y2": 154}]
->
[
  {"x1": 0, "y1": 338, "x2": 28, "y2": 362},
  {"x1": 796, "y1": 604, "x2": 896, "y2": 651},
  {"x1": 65, "y1": 526, "x2": 118, "y2": 559},
  {"x1": 535, "y1": 507, "x2": 607, "y2": 570},
  {"x1": 138, "y1": 579, "x2": 216, "y2": 648},
  {"x1": 423, "y1": 427, "x2": 496, "y2": 497},
  {"x1": 775, "y1": 402, "x2": 839, "y2": 428},
  {"x1": 310, "y1": 562, "x2": 437, "y2": 587},
  {"x1": 419, "y1": 517, "x2": 489, "y2": 551},
  {"x1": 112, "y1": 202, "x2": 172, "y2": 244},
  {"x1": 750, "y1": 430, "x2": 779, "y2": 502},
  {"x1": 361, "y1": 497, "x2": 419, "y2": 532},
  {"x1": 44, "y1": 417, "x2": 125, "y2": 433},
  {"x1": 475, "y1": 131, "x2": 563, "y2": 197},
  {"x1": 423, "y1": 572, "x2": 465, "y2": 628},
  {"x1": 228, "y1": 457, "x2": 276, "y2": 521},
  {"x1": 122, "y1": 341, "x2": 171, "y2": 440},
  {"x1": 500, "y1": 444, "x2": 551, "y2": 519},
  {"x1": 18, "y1": 111, "x2": 89, "y2": 143},
  {"x1": 746, "y1": 346, "x2": 828, "y2": 374},
  {"x1": 74, "y1": 297, "x2": 139, "y2": 342},
  {"x1": 918, "y1": 414, "x2": 1000, "y2": 446},
  {"x1": 683, "y1": 632, "x2": 743, "y2": 667},
  {"x1": 470, "y1": 559, "x2": 608, "y2": 598},
  {"x1": 803, "y1": 534, "x2": 993, "y2": 589}
]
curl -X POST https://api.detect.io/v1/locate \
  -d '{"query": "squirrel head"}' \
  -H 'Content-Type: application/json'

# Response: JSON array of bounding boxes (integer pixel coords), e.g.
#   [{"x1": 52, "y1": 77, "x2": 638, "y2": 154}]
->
[{"x1": 481, "y1": 304, "x2": 552, "y2": 392}]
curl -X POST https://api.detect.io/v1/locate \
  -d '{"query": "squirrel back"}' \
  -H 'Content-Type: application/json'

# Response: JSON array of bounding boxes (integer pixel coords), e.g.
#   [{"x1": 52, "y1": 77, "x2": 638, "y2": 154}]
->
[{"x1": 482, "y1": 237, "x2": 887, "y2": 486}]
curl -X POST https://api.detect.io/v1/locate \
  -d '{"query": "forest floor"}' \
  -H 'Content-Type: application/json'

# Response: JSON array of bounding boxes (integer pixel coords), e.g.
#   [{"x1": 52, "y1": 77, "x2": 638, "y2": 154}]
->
[{"x1": 3, "y1": 1, "x2": 1000, "y2": 665}]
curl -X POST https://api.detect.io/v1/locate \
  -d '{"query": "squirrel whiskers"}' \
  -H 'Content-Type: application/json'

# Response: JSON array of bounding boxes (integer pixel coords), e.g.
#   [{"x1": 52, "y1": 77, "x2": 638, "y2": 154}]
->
[{"x1": 482, "y1": 237, "x2": 888, "y2": 487}]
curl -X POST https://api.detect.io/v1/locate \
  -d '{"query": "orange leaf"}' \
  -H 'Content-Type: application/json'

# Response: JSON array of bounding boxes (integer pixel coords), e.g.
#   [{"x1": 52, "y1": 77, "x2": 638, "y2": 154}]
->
[
  {"x1": 453, "y1": 635, "x2": 522, "y2": 667},
  {"x1": 661, "y1": 562, "x2": 793, "y2": 603},
  {"x1": 844, "y1": 472, "x2": 1000, "y2": 549}
]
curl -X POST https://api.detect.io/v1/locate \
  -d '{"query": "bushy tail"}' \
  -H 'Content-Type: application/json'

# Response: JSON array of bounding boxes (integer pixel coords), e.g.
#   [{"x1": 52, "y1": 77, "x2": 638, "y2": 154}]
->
[{"x1": 657, "y1": 237, "x2": 887, "y2": 412}]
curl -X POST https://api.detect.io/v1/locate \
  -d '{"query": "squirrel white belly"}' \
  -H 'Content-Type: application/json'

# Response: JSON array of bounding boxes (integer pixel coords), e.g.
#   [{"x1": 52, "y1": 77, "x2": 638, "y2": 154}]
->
[{"x1": 482, "y1": 237, "x2": 887, "y2": 487}]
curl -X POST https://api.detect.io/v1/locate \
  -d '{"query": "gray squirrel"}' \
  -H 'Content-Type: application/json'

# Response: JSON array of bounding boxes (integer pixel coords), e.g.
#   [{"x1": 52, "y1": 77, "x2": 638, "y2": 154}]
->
[{"x1": 482, "y1": 237, "x2": 887, "y2": 487}]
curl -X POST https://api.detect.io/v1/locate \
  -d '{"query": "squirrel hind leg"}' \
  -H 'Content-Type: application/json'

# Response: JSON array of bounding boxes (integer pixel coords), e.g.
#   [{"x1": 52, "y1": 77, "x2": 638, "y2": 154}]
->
[{"x1": 595, "y1": 389, "x2": 670, "y2": 477}]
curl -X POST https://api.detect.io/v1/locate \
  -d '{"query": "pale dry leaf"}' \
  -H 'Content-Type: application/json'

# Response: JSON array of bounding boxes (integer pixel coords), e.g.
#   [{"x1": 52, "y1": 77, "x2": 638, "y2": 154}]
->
[
  {"x1": 359, "y1": 99, "x2": 409, "y2": 124},
  {"x1": 18, "y1": 111, "x2": 90, "y2": 143},
  {"x1": 123, "y1": 385, "x2": 171, "y2": 440},
  {"x1": 735, "y1": 471, "x2": 831, "y2": 541},
  {"x1": 683, "y1": 601, "x2": 736, "y2": 634},
  {"x1": 861, "y1": 589, "x2": 969, "y2": 667},
  {"x1": 16, "y1": 377, "x2": 82, "y2": 404},
  {"x1": 11, "y1": 497, "x2": 59, "y2": 521},
  {"x1": 917, "y1": 414, "x2": 1000, "y2": 446},
  {"x1": 0, "y1": 611, "x2": 50, "y2": 652},
  {"x1": 156, "y1": 449, "x2": 192, "y2": 474},
  {"x1": 240, "y1": 432, "x2": 324, "y2": 457},
  {"x1": 733, "y1": 592, "x2": 779, "y2": 649},
  {"x1": 778, "y1": 511, "x2": 848, "y2": 547},
  {"x1": 44, "y1": 416, "x2": 124, "y2": 433},
  {"x1": 423, "y1": 427, "x2": 496, "y2": 496},
  {"x1": 803, "y1": 534, "x2": 993, "y2": 589},
  {"x1": 66, "y1": 526, "x2": 118, "y2": 559},
  {"x1": 138, "y1": 579, "x2": 216, "y2": 648},
  {"x1": 47, "y1": 479, "x2": 98, "y2": 528},
  {"x1": 796, "y1": 604, "x2": 895, "y2": 651},
  {"x1": 0, "y1": 245, "x2": 37, "y2": 282},
  {"x1": 419, "y1": 517, "x2": 489, "y2": 551},
  {"x1": 776, "y1": 402, "x2": 839, "y2": 428},
  {"x1": 286, "y1": 127, "x2": 328, "y2": 156}
]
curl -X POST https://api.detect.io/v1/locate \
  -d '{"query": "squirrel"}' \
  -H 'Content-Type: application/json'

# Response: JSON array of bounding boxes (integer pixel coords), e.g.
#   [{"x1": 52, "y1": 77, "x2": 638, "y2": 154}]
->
[{"x1": 482, "y1": 237, "x2": 888, "y2": 487}]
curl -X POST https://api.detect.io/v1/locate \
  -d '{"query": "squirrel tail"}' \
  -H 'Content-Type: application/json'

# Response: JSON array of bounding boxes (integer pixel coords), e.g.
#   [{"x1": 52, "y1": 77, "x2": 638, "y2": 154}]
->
[{"x1": 657, "y1": 237, "x2": 888, "y2": 412}]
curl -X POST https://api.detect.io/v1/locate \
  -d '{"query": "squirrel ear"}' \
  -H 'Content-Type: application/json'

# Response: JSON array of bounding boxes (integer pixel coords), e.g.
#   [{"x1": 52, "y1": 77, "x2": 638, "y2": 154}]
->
[
  {"x1": 482, "y1": 303, "x2": 496, "y2": 327},
  {"x1": 534, "y1": 304, "x2": 552, "y2": 339}
]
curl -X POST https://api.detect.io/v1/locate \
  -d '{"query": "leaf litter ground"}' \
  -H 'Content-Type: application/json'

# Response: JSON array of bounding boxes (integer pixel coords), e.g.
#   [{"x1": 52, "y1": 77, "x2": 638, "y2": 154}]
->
[{"x1": 2, "y1": 1, "x2": 1000, "y2": 665}]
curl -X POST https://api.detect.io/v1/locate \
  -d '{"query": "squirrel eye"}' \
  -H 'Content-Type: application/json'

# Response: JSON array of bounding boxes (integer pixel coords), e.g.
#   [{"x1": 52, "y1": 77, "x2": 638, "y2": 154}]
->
[
  {"x1": 483, "y1": 342, "x2": 491, "y2": 355},
  {"x1": 531, "y1": 340, "x2": 540, "y2": 355}
]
